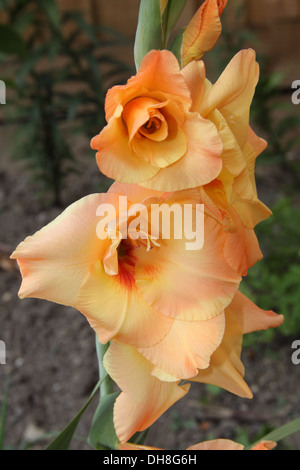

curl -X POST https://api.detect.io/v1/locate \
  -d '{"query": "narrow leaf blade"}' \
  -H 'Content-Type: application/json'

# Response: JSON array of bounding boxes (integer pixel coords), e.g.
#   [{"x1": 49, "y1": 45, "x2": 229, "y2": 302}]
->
[{"x1": 134, "y1": 0, "x2": 162, "y2": 71}]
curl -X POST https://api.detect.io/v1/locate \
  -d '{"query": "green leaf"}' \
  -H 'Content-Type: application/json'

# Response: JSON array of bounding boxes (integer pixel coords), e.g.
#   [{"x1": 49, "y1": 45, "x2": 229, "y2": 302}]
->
[
  {"x1": 162, "y1": 0, "x2": 187, "y2": 47},
  {"x1": 45, "y1": 375, "x2": 107, "y2": 450},
  {"x1": 248, "y1": 418, "x2": 300, "y2": 450},
  {"x1": 134, "y1": 0, "x2": 162, "y2": 71},
  {"x1": 88, "y1": 392, "x2": 119, "y2": 450},
  {"x1": 0, "y1": 25, "x2": 27, "y2": 57}
]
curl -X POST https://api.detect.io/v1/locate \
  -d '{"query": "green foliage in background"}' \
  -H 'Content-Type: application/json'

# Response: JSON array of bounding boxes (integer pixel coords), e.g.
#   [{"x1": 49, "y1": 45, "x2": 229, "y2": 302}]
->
[{"x1": 0, "y1": 0, "x2": 133, "y2": 206}]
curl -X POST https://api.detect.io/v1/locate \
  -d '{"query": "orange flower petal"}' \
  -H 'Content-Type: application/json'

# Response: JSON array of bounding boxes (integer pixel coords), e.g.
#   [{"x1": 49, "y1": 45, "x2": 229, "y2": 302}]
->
[
  {"x1": 192, "y1": 290, "x2": 283, "y2": 397},
  {"x1": 191, "y1": 307, "x2": 253, "y2": 398},
  {"x1": 251, "y1": 441, "x2": 277, "y2": 451},
  {"x1": 181, "y1": 60, "x2": 206, "y2": 112},
  {"x1": 199, "y1": 49, "x2": 259, "y2": 149},
  {"x1": 138, "y1": 312, "x2": 225, "y2": 380},
  {"x1": 10, "y1": 194, "x2": 109, "y2": 306},
  {"x1": 104, "y1": 50, "x2": 191, "y2": 123},
  {"x1": 131, "y1": 117, "x2": 188, "y2": 169},
  {"x1": 74, "y1": 262, "x2": 173, "y2": 347},
  {"x1": 135, "y1": 213, "x2": 241, "y2": 321},
  {"x1": 141, "y1": 113, "x2": 223, "y2": 191},
  {"x1": 122, "y1": 97, "x2": 169, "y2": 142},
  {"x1": 118, "y1": 442, "x2": 162, "y2": 450},
  {"x1": 208, "y1": 109, "x2": 247, "y2": 177},
  {"x1": 107, "y1": 181, "x2": 168, "y2": 204},
  {"x1": 119, "y1": 439, "x2": 276, "y2": 451},
  {"x1": 103, "y1": 342, "x2": 190, "y2": 443},
  {"x1": 202, "y1": 180, "x2": 263, "y2": 276},
  {"x1": 231, "y1": 127, "x2": 272, "y2": 228},
  {"x1": 223, "y1": 221, "x2": 262, "y2": 277},
  {"x1": 228, "y1": 290, "x2": 284, "y2": 335},
  {"x1": 188, "y1": 439, "x2": 244, "y2": 451},
  {"x1": 92, "y1": 117, "x2": 160, "y2": 184},
  {"x1": 237, "y1": 127, "x2": 268, "y2": 200}
]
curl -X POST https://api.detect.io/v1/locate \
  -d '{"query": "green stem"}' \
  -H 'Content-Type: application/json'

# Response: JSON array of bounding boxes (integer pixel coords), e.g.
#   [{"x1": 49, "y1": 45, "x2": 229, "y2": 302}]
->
[{"x1": 95, "y1": 337, "x2": 114, "y2": 397}]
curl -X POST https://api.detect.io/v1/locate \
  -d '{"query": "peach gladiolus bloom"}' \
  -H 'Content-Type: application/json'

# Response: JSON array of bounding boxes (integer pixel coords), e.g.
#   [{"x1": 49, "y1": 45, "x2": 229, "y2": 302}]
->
[
  {"x1": 104, "y1": 289, "x2": 283, "y2": 443},
  {"x1": 11, "y1": 181, "x2": 283, "y2": 443},
  {"x1": 11, "y1": 182, "x2": 242, "y2": 354},
  {"x1": 91, "y1": 48, "x2": 267, "y2": 204},
  {"x1": 11, "y1": 185, "x2": 283, "y2": 444},
  {"x1": 181, "y1": 0, "x2": 228, "y2": 67},
  {"x1": 91, "y1": 50, "x2": 223, "y2": 192},
  {"x1": 119, "y1": 439, "x2": 277, "y2": 451}
]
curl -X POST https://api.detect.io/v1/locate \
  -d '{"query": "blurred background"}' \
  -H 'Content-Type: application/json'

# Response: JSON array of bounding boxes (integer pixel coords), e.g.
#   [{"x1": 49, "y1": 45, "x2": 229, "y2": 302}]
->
[{"x1": 0, "y1": 0, "x2": 299, "y2": 450}]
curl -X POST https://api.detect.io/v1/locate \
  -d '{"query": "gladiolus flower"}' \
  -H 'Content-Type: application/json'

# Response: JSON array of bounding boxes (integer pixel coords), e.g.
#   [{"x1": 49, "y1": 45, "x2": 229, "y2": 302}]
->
[
  {"x1": 181, "y1": 0, "x2": 228, "y2": 67},
  {"x1": 91, "y1": 50, "x2": 223, "y2": 192},
  {"x1": 91, "y1": 47, "x2": 268, "y2": 210},
  {"x1": 119, "y1": 439, "x2": 277, "y2": 451},
  {"x1": 11, "y1": 182, "x2": 242, "y2": 354},
  {"x1": 11, "y1": 180, "x2": 283, "y2": 443}
]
